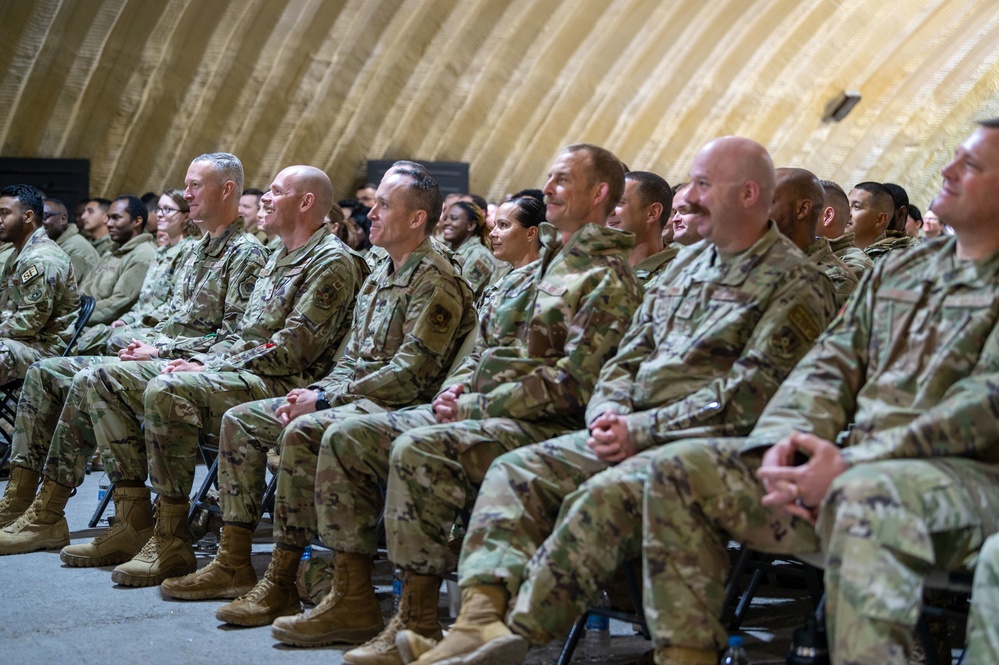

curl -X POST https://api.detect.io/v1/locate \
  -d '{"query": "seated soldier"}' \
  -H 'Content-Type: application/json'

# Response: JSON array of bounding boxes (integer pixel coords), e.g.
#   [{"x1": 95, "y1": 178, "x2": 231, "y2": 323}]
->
[
  {"x1": 847, "y1": 181, "x2": 912, "y2": 264},
  {"x1": 158, "y1": 161, "x2": 475, "y2": 611},
  {"x1": 41, "y1": 197, "x2": 100, "y2": 284},
  {"x1": 76, "y1": 195, "x2": 156, "y2": 326},
  {"x1": 438, "y1": 119, "x2": 999, "y2": 665},
  {"x1": 0, "y1": 153, "x2": 268, "y2": 551},
  {"x1": 440, "y1": 200, "x2": 500, "y2": 301},
  {"x1": 817, "y1": 179, "x2": 874, "y2": 279},
  {"x1": 607, "y1": 170, "x2": 678, "y2": 290},
  {"x1": 406, "y1": 136, "x2": 839, "y2": 665},
  {"x1": 0, "y1": 184, "x2": 79, "y2": 385},
  {"x1": 966, "y1": 533, "x2": 999, "y2": 662},
  {"x1": 80, "y1": 197, "x2": 114, "y2": 255},
  {"x1": 256, "y1": 143, "x2": 643, "y2": 664},
  {"x1": 770, "y1": 167, "x2": 859, "y2": 306},
  {"x1": 668, "y1": 183, "x2": 704, "y2": 247}
]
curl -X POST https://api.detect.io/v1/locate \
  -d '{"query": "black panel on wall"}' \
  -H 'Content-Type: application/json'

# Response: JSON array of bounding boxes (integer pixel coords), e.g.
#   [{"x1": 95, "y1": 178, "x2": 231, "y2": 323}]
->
[
  {"x1": 0, "y1": 158, "x2": 90, "y2": 207},
  {"x1": 366, "y1": 160, "x2": 469, "y2": 197}
]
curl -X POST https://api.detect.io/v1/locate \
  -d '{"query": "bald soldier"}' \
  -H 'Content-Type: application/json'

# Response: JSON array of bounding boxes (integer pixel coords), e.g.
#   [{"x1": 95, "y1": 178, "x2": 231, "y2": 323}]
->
[
  {"x1": 160, "y1": 161, "x2": 475, "y2": 615},
  {"x1": 0, "y1": 153, "x2": 267, "y2": 554},
  {"x1": 563, "y1": 119, "x2": 999, "y2": 665},
  {"x1": 403, "y1": 137, "x2": 839, "y2": 665},
  {"x1": 607, "y1": 171, "x2": 678, "y2": 289},
  {"x1": 770, "y1": 167, "x2": 858, "y2": 307},
  {"x1": 817, "y1": 180, "x2": 874, "y2": 280}
]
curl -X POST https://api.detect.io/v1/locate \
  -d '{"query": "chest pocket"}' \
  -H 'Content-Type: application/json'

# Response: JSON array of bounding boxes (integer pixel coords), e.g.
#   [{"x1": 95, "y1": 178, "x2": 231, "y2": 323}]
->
[
  {"x1": 358, "y1": 289, "x2": 406, "y2": 360},
  {"x1": 870, "y1": 287, "x2": 925, "y2": 361},
  {"x1": 526, "y1": 280, "x2": 573, "y2": 359}
]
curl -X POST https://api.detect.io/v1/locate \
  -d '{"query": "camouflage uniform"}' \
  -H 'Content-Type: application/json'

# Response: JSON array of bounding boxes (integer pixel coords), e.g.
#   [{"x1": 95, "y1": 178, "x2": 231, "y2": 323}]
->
[
  {"x1": 863, "y1": 229, "x2": 915, "y2": 264},
  {"x1": 454, "y1": 235, "x2": 499, "y2": 301},
  {"x1": 452, "y1": 225, "x2": 837, "y2": 642},
  {"x1": 215, "y1": 236, "x2": 475, "y2": 544},
  {"x1": 315, "y1": 223, "x2": 643, "y2": 578},
  {"x1": 828, "y1": 231, "x2": 874, "y2": 280},
  {"x1": 54, "y1": 224, "x2": 100, "y2": 285},
  {"x1": 8, "y1": 220, "x2": 266, "y2": 484},
  {"x1": 0, "y1": 229, "x2": 79, "y2": 384},
  {"x1": 74, "y1": 237, "x2": 194, "y2": 355},
  {"x1": 0, "y1": 242, "x2": 15, "y2": 269},
  {"x1": 90, "y1": 234, "x2": 114, "y2": 257},
  {"x1": 77, "y1": 229, "x2": 368, "y2": 497},
  {"x1": 633, "y1": 245, "x2": 680, "y2": 291},
  {"x1": 632, "y1": 236, "x2": 999, "y2": 662},
  {"x1": 966, "y1": 534, "x2": 999, "y2": 663},
  {"x1": 803, "y1": 237, "x2": 859, "y2": 307},
  {"x1": 77, "y1": 232, "x2": 156, "y2": 325}
]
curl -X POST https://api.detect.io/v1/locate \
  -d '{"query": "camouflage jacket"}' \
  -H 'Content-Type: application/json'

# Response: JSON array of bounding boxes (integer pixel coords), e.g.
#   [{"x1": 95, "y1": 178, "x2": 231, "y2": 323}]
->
[
  {"x1": 147, "y1": 218, "x2": 268, "y2": 358},
  {"x1": 0, "y1": 229, "x2": 79, "y2": 355},
  {"x1": 453, "y1": 221, "x2": 644, "y2": 427},
  {"x1": 746, "y1": 236, "x2": 999, "y2": 466},
  {"x1": 454, "y1": 235, "x2": 499, "y2": 302},
  {"x1": 192, "y1": 228, "x2": 368, "y2": 385},
  {"x1": 829, "y1": 232, "x2": 874, "y2": 281},
  {"x1": 635, "y1": 245, "x2": 681, "y2": 291},
  {"x1": 315, "y1": 236, "x2": 477, "y2": 409},
  {"x1": 54, "y1": 224, "x2": 100, "y2": 285},
  {"x1": 78, "y1": 232, "x2": 156, "y2": 324},
  {"x1": 117, "y1": 237, "x2": 194, "y2": 327},
  {"x1": 804, "y1": 237, "x2": 859, "y2": 308},
  {"x1": 588, "y1": 224, "x2": 838, "y2": 451},
  {"x1": 864, "y1": 229, "x2": 915, "y2": 264}
]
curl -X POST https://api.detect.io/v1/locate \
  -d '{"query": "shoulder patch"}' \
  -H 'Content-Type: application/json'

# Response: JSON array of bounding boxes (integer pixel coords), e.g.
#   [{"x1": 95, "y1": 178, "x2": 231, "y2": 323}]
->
[
  {"x1": 20, "y1": 265, "x2": 39, "y2": 284},
  {"x1": 26, "y1": 288, "x2": 43, "y2": 303},
  {"x1": 788, "y1": 304, "x2": 822, "y2": 341},
  {"x1": 427, "y1": 303, "x2": 454, "y2": 333},
  {"x1": 313, "y1": 281, "x2": 342, "y2": 309},
  {"x1": 238, "y1": 278, "x2": 256, "y2": 301}
]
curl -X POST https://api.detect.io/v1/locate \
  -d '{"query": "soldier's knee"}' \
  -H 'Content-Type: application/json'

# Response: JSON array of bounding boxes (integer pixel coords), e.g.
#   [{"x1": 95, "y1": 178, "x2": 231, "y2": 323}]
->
[{"x1": 826, "y1": 463, "x2": 897, "y2": 510}]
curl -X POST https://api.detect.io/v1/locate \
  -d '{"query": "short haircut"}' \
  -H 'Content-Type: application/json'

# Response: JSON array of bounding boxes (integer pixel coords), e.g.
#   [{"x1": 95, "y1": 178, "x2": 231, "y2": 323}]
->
[
  {"x1": 140, "y1": 192, "x2": 159, "y2": 205},
  {"x1": 114, "y1": 195, "x2": 148, "y2": 226},
  {"x1": 390, "y1": 160, "x2": 443, "y2": 235},
  {"x1": 192, "y1": 152, "x2": 244, "y2": 193},
  {"x1": 45, "y1": 197, "x2": 68, "y2": 214},
  {"x1": 671, "y1": 181, "x2": 690, "y2": 196},
  {"x1": 625, "y1": 171, "x2": 672, "y2": 229},
  {"x1": 1, "y1": 184, "x2": 44, "y2": 220},
  {"x1": 853, "y1": 181, "x2": 895, "y2": 216},
  {"x1": 562, "y1": 144, "x2": 626, "y2": 217},
  {"x1": 978, "y1": 117, "x2": 999, "y2": 130},
  {"x1": 162, "y1": 188, "x2": 190, "y2": 213},
  {"x1": 507, "y1": 196, "x2": 546, "y2": 229},
  {"x1": 882, "y1": 182, "x2": 909, "y2": 232},
  {"x1": 907, "y1": 203, "x2": 922, "y2": 223},
  {"x1": 511, "y1": 188, "x2": 544, "y2": 202},
  {"x1": 90, "y1": 197, "x2": 112, "y2": 212},
  {"x1": 242, "y1": 187, "x2": 264, "y2": 197},
  {"x1": 820, "y1": 180, "x2": 848, "y2": 207}
]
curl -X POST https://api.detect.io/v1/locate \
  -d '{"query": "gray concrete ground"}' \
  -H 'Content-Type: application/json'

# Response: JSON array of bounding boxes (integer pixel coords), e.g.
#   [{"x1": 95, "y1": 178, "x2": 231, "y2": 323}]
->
[{"x1": 0, "y1": 468, "x2": 816, "y2": 664}]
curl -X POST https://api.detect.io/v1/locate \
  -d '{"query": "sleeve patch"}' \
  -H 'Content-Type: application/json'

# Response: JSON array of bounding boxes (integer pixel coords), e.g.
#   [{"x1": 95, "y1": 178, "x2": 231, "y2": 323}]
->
[
  {"x1": 788, "y1": 304, "x2": 822, "y2": 340},
  {"x1": 20, "y1": 265, "x2": 39, "y2": 284},
  {"x1": 313, "y1": 281, "x2": 342, "y2": 309},
  {"x1": 238, "y1": 278, "x2": 256, "y2": 301},
  {"x1": 26, "y1": 288, "x2": 43, "y2": 303},
  {"x1": 427, "y1": 303, "x2": 454, "y2": 333}
]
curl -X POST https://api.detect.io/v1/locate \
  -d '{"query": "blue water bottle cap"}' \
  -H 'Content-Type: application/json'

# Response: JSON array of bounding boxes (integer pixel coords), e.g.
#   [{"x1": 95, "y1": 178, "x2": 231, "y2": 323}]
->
[{"x1": 728, "y1": 635, "x2": 743, "y2": 648}]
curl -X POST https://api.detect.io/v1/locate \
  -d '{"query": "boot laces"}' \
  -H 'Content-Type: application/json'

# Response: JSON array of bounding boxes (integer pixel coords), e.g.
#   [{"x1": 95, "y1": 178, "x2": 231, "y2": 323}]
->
[{"x1": 135, "y1": 532, "x2": 164, "y2": 559}]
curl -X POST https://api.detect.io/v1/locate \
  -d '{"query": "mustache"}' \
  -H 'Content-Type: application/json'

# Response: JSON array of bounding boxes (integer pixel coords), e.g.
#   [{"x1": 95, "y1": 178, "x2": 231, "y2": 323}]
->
[{"x1": 544, "y1": 197, "x2": 563, "y2": 206}]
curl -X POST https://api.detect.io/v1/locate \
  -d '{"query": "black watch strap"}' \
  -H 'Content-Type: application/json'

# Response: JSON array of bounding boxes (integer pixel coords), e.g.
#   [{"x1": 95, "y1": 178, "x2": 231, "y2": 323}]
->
[{"x1": 315, "y1": 389, "x2": 331, "y2": 411}]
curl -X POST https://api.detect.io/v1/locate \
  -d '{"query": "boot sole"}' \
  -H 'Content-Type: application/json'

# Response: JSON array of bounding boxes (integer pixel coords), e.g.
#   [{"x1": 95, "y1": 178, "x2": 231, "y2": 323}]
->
[
  {"x1": 271, "y1": 623, "x2": 382, "y2": 647},
  {"x1": 216, "y1": 603, "x2": 300, "y2": 627},
  {"x1": 160, "y1": 584, "x2": 255, "y2": 601},
  {"x1": 61, "y1": 550, "x2": 135, "y2": 567},
  {"x1": 112, "y1": 561, "x2": 197, "y2": 588},
  {"x1": 435, "y1": 635, "x2": 529, "y2": 665}
]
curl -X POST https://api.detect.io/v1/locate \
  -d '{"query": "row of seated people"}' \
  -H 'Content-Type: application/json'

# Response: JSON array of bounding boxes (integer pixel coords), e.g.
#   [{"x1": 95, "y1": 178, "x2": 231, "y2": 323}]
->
[{"x1": 0, "y1": 127, "x2": 994, "y2": 665}]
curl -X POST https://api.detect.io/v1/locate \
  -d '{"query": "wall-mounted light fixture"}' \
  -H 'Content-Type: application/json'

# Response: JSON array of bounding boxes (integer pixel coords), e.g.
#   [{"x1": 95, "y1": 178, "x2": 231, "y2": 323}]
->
[{"x1": 823, "y1": 90, "x2": 862, "y2": 122}]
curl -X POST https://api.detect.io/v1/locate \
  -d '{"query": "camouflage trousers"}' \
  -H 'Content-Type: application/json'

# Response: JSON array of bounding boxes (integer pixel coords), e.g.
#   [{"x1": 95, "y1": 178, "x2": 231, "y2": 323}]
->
[
  {"x1": 217, "y1": 396, "x2": 388, "y2": 547},
  {"x1": 458, "y1": 428, "x2": 619, "y2": 644},
  {"x1": 966, "y1": 533, "x2": 999, "y2": 664},
  {"x1": 82, "y1": 362, "x2": 298, "y2": 497},
  {"x1": 641, "y1": 440, "x2": 999, "y2": 663},
  {"x1": 9, "y1": 356, "x2": 120, "y2": 486},
  {"x1": 380, "y1": 412, "x2": 570, "y2": 576},
  {"x1": 0, "y1": 338, "x2": 56, "y2": 386},
  {"x1": 73, "y1": 323, "x2": 148, "y2": 356}
]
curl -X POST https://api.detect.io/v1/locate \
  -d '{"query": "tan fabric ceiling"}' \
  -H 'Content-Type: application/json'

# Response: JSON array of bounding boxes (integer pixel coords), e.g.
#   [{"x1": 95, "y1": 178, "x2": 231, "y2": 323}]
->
[{"x1": 2, "y1": 0, "x2": 998, "y2": 209}]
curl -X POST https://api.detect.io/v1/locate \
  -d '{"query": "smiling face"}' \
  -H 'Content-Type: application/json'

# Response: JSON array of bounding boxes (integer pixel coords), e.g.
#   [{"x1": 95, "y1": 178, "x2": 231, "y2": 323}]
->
[
  {"x1": 608, "y1": 178, "x2": 646, "y2": 234},
  {"x1": 238, "y1": 193, "x2": 260, "y2": 222},
  {"x1": 934, "y1": 126, "x2": 999, "y2": 234},
  {"x1": 259, "y1": 168, "x2": 304, "y2": 238},
  {"x1": 489, "y1": 200, "x2": 538, "y2": 266},
  {"x1": 440, "y1": 203, "x2": 476, "y2": 247},
  {"x1": 107, "y1": 199, "x2": 141, "y2": 244},
  {"x1": 184, "y1": 160, "x2": 226, "y2": 223},
  {"x1": 156, "y1": 194, "x2": 188, "y2": 240},
  {"x1": 367, "y1": 173, "x2": 421, "y2": 252},
  {"x1": 542, "y1": 149, "x2": 599, "y2": 231}
]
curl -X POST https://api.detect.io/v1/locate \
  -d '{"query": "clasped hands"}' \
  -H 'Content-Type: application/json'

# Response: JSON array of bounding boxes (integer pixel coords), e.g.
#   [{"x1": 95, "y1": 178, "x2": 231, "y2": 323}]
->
[{"x1": 756, "y1": 431, "x2": 848, "y2": 524}]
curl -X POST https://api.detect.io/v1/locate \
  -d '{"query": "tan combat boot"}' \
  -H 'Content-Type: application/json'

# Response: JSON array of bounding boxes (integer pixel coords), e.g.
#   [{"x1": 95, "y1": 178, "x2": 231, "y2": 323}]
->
[
  {"x1": 344, "y1": 572, "x2": 444, "y2": 665},
  {"x1": 160, "y1": 524, "x2": 257, "y2": 599},
  {"x1": 215, "y1": 545, "x2": 302, "y2": 626},
  {"x1": 111, "y1": 497, "x2": 196, "y2": 587},
  {"x1": 408, "y1": 584, "x2": 526, "y2": 665},
  {"x1": 0, "y1": 477, "x2": 72, "y2": 555},
  {"x1": 653, "y1": 645, "x2": 719, "y2": 664},
  {"x1": 271, "y1": 551, "x2": 383, "y2": 647},
  {"x1": 60, "y1": 485, "x2": 154, "y2": 567},
  {"x1": 0, "y1": 466, "x2": 40, "y2": 528}
]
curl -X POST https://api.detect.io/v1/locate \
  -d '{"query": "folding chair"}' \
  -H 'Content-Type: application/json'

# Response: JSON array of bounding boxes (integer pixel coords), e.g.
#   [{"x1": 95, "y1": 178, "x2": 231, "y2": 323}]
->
[{"x1": 0, "y1": 295, "x2": 96, "y2": 468}]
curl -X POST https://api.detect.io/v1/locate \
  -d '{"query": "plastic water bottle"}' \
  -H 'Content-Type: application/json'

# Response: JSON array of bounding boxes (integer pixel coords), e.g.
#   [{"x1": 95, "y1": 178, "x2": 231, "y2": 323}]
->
[
  {"x1": 301, "y1": 545, "x2": 312, "y2": 561},
  {"x1": 96, "y1": 473, "x2": 113, "y2": 522},
  {"x1": 392, "y1": 568, "x2": 403, "y2": 614},
  {"x1": 721, "y1": 635, "x2": 751, "y2": 664},
  {"x1": 583, "y1": 590, "x2": 611, "y2": 660}
]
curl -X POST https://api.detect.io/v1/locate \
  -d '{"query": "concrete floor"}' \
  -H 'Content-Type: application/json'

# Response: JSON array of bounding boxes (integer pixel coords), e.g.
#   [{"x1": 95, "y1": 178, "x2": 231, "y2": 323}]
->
[{"x1": 0, "y1": 469, "x2": 816, "y2": 665}]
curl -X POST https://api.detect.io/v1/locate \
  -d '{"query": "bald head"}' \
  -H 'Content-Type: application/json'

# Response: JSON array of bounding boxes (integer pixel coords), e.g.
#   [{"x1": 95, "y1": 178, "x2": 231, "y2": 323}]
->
[
  {"x1": 286, "y1": 165, "x2": 335, "y2": 222},
  {"x1": 770, "y1": 167, "x2": 824, "y2": 249},
  {"x1": 260, "y1": 165, "x2": 335, "y2": 250},
  {"x1": 683, "y1": 136, "x2": 775, "y2": 252}
]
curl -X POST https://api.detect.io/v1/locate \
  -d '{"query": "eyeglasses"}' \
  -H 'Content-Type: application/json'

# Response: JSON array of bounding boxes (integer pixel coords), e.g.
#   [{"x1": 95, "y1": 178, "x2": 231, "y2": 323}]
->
[{"x1": 156, "y1": 206, "x2": 183, "y2": 215}]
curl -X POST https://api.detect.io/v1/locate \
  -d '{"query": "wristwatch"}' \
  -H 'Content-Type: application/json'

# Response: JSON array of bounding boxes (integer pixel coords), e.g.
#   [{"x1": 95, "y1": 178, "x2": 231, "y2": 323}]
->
[{"x1": 315, "y1": 389, "x2": 331, "y2": 411}]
